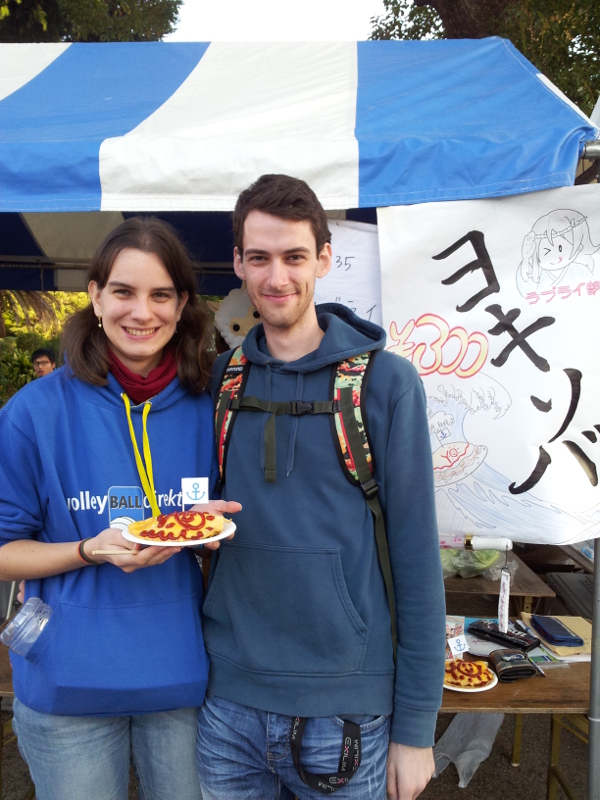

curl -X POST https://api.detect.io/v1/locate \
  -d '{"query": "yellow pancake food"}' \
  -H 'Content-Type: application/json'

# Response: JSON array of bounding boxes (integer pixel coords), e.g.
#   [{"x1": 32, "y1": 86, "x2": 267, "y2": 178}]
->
[
  {"x1": 444, "y1": 659, "x2": 495, "y2": 689},
  {"x1": 128, "y1": 511, "x2": 225, "y2": 542}
]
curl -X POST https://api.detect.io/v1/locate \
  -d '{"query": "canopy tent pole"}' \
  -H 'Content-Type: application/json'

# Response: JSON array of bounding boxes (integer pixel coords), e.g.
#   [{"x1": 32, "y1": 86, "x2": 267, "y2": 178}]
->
[
  {"x1": 589, "y1": 551, "x2": 600, "y2": 800},
  {"x1": 577, "y1": 141, "x2": 600, "y2": 185},
  {"x1": 577, "y1": 138, "x2": 600, "y2": 800},
  {"x1": 582, "y1": 141, "x2": 600, "y2": 159}
]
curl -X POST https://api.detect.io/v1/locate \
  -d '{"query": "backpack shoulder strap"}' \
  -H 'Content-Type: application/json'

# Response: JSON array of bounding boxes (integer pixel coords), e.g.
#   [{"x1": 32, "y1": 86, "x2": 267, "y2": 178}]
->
[
  {"x1": 330, "y1": 351, "x2": 398, "y2": 659},
  {"x1": 214, "y1": 346, "x2": 251, "y2": 489},
  {"x1": 330, "y1": 353, "x2": 376, "y2": 486}
]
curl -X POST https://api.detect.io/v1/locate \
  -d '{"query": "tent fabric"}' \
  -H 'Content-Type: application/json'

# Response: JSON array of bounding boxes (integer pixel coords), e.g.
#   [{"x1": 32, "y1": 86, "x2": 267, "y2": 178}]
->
[
  {"x1": 0, "y1": 207, "x2": 375, "y2": 294},
  {"x1": 0, "y1": 210, "x2": 247, "y2": 295},
  {"x1": 1, "y1": 39, "x2": 598, "y2": 213}
]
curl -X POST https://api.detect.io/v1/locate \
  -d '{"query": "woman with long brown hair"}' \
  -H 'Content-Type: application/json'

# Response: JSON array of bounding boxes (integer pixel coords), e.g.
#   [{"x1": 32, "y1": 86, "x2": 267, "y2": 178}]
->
[{"x1": 0, "y1": 217, "x2": 239, "y2": 800}]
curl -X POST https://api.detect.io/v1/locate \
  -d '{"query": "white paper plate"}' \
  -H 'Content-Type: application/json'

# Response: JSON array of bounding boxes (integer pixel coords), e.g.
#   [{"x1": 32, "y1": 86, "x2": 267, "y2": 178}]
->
[
  {"x1": 443, "y1": 672, "x2": 498, "y2": 693},
  {"x1": 121, "y1": 519, "x2": 236, "y2": 547}
]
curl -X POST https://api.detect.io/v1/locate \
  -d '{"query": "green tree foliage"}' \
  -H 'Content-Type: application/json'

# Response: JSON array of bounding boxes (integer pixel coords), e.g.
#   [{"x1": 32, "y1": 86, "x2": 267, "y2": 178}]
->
[
  {"x1": 0, "y1": 339, "x2": 36, "y2": 405},
  {"x1": 0, "y1": 290, "x2": 88, "y2": 338},
  {"x1": 0, "y1": 290, "x2": 59, "y2": 338},
  {"x1": 503, "y1": 1, "x2": 600, "y2": 116},
  {"x1": 370, "y1": 0, "x2": 600, "y2": 117},
  {"x1": 369, "y1": 0, "x2": 443, "y2": 41},
  {"x1": 0, "y1": 292, "x2": 85, "y2": 404},
  {"x1": 0, "y1": 332, "x2": 61, "y2": 405},
  {"x1": 0, "y1": 0, "x2": 182, "y2": 42}
]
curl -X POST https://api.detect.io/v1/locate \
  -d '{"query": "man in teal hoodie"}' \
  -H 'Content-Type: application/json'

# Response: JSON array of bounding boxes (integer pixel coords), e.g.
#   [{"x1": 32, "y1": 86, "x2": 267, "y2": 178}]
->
[{"x1": 198, "y1": 174, "x2": 446, "y2": 800}]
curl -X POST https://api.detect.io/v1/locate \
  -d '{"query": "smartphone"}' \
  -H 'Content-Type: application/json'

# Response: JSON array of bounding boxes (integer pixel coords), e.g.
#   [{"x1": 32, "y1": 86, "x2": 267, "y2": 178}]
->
[{"x1": 530, "y1": 615, "x2": 584, "y2": 647}]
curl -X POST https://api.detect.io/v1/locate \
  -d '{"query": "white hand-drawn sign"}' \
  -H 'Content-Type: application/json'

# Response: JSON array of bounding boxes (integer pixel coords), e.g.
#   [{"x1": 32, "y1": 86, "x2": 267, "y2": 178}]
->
[
  {"x1": 315, "y1": 218, "x2": 382, "y2": 326},
  {"x1": 378, "y1": 184, "x2": 600, "y2": 545}
]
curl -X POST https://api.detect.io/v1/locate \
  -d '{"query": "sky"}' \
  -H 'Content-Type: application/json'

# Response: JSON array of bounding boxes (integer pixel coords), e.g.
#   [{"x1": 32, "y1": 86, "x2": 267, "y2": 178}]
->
[{"x1": 164, "y1": 0, "x2": 386, "y2": 42}]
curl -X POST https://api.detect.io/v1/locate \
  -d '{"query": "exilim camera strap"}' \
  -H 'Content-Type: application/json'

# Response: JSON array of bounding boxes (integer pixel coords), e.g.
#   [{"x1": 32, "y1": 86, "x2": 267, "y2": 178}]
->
[{"x1": 290, "y1": 717, "x2": 361, "y2": 794}]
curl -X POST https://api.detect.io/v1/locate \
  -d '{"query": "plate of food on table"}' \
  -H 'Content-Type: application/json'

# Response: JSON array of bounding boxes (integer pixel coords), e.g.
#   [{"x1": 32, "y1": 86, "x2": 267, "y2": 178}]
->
[{"x1": 443, "y1": 659, "x2": 498, "y2": 692}]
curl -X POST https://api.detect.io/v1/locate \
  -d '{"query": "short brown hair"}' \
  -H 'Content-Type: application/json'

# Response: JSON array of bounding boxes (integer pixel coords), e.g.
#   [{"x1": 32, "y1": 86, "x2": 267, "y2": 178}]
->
[
  {"x1": 233, "y1": 174, "x2": 331, "y2": 256},
  {"x1": 61, "y1": 217, "x2": 214, "y2": 393}
]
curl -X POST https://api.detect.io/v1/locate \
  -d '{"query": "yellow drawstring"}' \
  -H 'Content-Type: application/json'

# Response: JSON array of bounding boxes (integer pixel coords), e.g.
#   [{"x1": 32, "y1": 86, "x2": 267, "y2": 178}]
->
[{"x1": 122, "y1": 393, "x2": 160, "y2": 517}]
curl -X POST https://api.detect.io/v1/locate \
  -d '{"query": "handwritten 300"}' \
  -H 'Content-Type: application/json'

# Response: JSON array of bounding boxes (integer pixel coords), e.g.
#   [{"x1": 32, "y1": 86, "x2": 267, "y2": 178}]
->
[{"x1": 387, "y1": 313, "x2": 489, "y2": 378}]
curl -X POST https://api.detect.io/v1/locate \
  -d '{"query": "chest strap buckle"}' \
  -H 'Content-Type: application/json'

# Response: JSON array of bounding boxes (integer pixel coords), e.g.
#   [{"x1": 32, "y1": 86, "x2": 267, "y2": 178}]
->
[{"x1": 290, "y1": 400, "x2": 314, "y2": 415}]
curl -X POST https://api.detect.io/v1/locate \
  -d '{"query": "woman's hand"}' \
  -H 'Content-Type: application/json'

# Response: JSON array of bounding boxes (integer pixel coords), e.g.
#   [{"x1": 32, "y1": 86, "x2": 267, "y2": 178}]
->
[
  {"x1": 190, "y1": 500, "x2": 242, "y2": 550},
  {"x1": 84, "y1": 528, "x2": 182, "y2": 573}
]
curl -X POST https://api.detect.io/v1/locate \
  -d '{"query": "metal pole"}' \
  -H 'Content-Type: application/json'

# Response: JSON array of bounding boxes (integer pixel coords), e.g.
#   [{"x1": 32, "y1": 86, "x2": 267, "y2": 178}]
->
[
  {"x1": 582, "y1": 136, "x2": 600, "y2": 797},
  {"x1": 588, "y1": 548, "x2": 600, "y2": 799},
  {"x1": 583, "y1": 141, "x2": 600, "y2": 160}
]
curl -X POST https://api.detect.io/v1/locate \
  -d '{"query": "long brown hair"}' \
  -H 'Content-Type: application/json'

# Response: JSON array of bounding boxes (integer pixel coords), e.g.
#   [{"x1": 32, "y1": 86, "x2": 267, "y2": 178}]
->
[{"x1": 61, "y1": 217, "x2": 214, "y2": 393}]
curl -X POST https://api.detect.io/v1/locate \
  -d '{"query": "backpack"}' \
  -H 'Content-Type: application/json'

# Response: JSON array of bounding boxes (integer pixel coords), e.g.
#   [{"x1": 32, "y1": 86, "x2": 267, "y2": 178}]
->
[{"x1": 214, "y1": 346, "x2": 397, "y2": 656}]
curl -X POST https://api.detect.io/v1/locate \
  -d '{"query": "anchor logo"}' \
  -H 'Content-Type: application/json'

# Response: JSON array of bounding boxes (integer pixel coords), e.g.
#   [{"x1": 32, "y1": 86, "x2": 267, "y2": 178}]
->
[
  {"x1": 186, "y1": 482, "x2": 205, "y2": 502},
  {"x1": 180, "y1": 477, "x2": 209, "y2": 509}
]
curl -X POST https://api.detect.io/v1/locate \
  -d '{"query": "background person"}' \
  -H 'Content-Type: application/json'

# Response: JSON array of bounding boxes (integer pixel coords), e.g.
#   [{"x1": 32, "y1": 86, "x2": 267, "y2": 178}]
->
[
  {"x1": 197, "y1": 175, "x2": 446, "y2": 800},
  {"x1": 0, "y1": 217, "x2": 239, "y2": 800},
  {"x1": 31, "y1": 347, "x2": 55, "y2": 377}
]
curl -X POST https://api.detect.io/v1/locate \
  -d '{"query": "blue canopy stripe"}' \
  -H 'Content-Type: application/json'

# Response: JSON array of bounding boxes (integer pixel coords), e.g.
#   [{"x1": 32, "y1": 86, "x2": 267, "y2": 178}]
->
[
  {"x1": 356, "y1": 38, "x2": 597, "y2": 205},
  {"x1": 0, "y1": 43, "x2": 210, "y2": 211},
  {"x1": 0, "y1": 40, "x2": 597, "y2": 213}
]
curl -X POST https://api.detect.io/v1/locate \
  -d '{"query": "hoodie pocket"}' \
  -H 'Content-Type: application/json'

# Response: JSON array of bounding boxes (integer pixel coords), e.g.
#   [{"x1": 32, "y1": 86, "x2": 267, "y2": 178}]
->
[
  {"x1": 19, "y1": 593, "x2": 209, "y2": 715},
  {"x1": 203, "y1": 543, "x2": 369, "y2": 675}
]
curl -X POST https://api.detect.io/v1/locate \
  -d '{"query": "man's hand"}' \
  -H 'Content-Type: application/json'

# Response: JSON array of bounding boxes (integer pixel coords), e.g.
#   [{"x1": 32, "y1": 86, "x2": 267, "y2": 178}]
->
[
  {"x1": 386, "y1": 742, "x2": 434, "y2": 800},
  {"x1": 190, "y1": 500, "x2": 242, "y2": 550}
]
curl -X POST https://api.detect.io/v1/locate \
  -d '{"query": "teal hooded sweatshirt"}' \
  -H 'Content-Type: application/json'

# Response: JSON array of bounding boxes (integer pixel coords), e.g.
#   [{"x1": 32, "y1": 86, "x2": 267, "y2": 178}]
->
[{"x1": 204, "y1": 304, "x2": 446, "y2": 747}]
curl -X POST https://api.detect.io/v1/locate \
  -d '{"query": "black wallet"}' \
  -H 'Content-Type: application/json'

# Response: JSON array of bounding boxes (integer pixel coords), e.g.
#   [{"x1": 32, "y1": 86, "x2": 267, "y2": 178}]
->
[{"x1": 489, "y1": 649, "x2": 539, "y2": 682}]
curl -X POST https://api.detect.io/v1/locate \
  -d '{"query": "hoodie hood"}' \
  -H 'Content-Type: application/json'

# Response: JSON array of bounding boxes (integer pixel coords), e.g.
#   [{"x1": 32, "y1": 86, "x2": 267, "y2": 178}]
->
[
  {"x1": 67, "y1": 366, "x2": 188, "y2": 412},
  {"x1": 241, "y1": 303, "x2": 386, "y2": 372}
]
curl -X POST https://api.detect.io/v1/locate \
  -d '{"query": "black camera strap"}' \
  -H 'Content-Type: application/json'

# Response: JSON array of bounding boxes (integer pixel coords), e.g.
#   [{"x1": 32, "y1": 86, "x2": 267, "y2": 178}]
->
[{"x1": 290, "y1": 716, "x2": 361, "y2": 794}]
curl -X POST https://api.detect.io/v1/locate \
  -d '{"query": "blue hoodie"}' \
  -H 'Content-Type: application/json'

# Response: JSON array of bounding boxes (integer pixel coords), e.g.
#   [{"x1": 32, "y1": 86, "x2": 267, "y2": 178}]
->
[
  {"x1": 205, "y1": 304, "x2": 446, "y2": 747},
  {"x1": 0, "y1": 368, "x2": 216, "y2": 716}
]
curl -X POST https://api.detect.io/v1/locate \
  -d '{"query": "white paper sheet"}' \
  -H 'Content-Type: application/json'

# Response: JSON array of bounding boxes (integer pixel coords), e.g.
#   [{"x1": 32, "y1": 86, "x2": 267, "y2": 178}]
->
[{"x1": 378, "y1": 185, "x2": 600, "y2": 545}]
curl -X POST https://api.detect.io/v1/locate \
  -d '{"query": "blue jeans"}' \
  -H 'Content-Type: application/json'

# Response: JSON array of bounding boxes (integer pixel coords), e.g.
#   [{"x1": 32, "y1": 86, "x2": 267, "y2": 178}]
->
[
  {"x1": 196, "y1": 692, "x2": 390, "y2": 800},
  {"x1": 13, "y1": 698, "x2": 202, "y2": 800}
]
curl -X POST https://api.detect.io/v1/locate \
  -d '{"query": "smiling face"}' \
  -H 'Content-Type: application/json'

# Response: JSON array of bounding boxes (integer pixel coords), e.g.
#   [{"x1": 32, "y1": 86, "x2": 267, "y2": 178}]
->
[
  {"x1": 233, "y1": 211, "x2": 331, "y2": 338},
  {"x1": 88, "y1": 248, "x2": 187, "y2": 376},
  {"x1": 538, "y1": 233, "x2": 579, "y2": 270}
]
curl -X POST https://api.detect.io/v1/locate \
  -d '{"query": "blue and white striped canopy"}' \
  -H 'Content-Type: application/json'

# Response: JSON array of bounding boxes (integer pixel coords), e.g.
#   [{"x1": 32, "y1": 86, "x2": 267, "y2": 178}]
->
[{"x1": 1, "y1": 38, "x2": 597, "y2": 213}]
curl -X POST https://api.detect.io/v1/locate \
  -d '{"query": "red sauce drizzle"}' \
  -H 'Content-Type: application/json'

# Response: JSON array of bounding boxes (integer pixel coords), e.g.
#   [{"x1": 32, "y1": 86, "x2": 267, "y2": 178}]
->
[{"x1": 136, "y1": 511, "x2": 213, "y2": 541}]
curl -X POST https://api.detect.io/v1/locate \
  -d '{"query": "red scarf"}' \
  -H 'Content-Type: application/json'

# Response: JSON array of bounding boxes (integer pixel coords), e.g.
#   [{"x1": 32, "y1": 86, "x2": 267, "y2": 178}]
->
[{"x1": 108, "y1": 347, "x2": 178, "y2": 404}]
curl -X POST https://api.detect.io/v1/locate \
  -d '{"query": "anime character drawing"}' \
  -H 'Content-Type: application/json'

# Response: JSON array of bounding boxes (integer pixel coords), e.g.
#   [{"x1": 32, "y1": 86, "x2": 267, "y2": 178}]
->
[{"x1": 517, "y1": 209, "x2": 599, "y2": 297}]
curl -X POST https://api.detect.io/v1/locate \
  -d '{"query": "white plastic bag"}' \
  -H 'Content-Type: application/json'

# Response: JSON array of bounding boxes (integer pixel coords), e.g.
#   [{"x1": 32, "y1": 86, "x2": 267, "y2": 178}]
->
[{"x1": 433, "y1": 712, "x2": 504, "y2": 787}]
